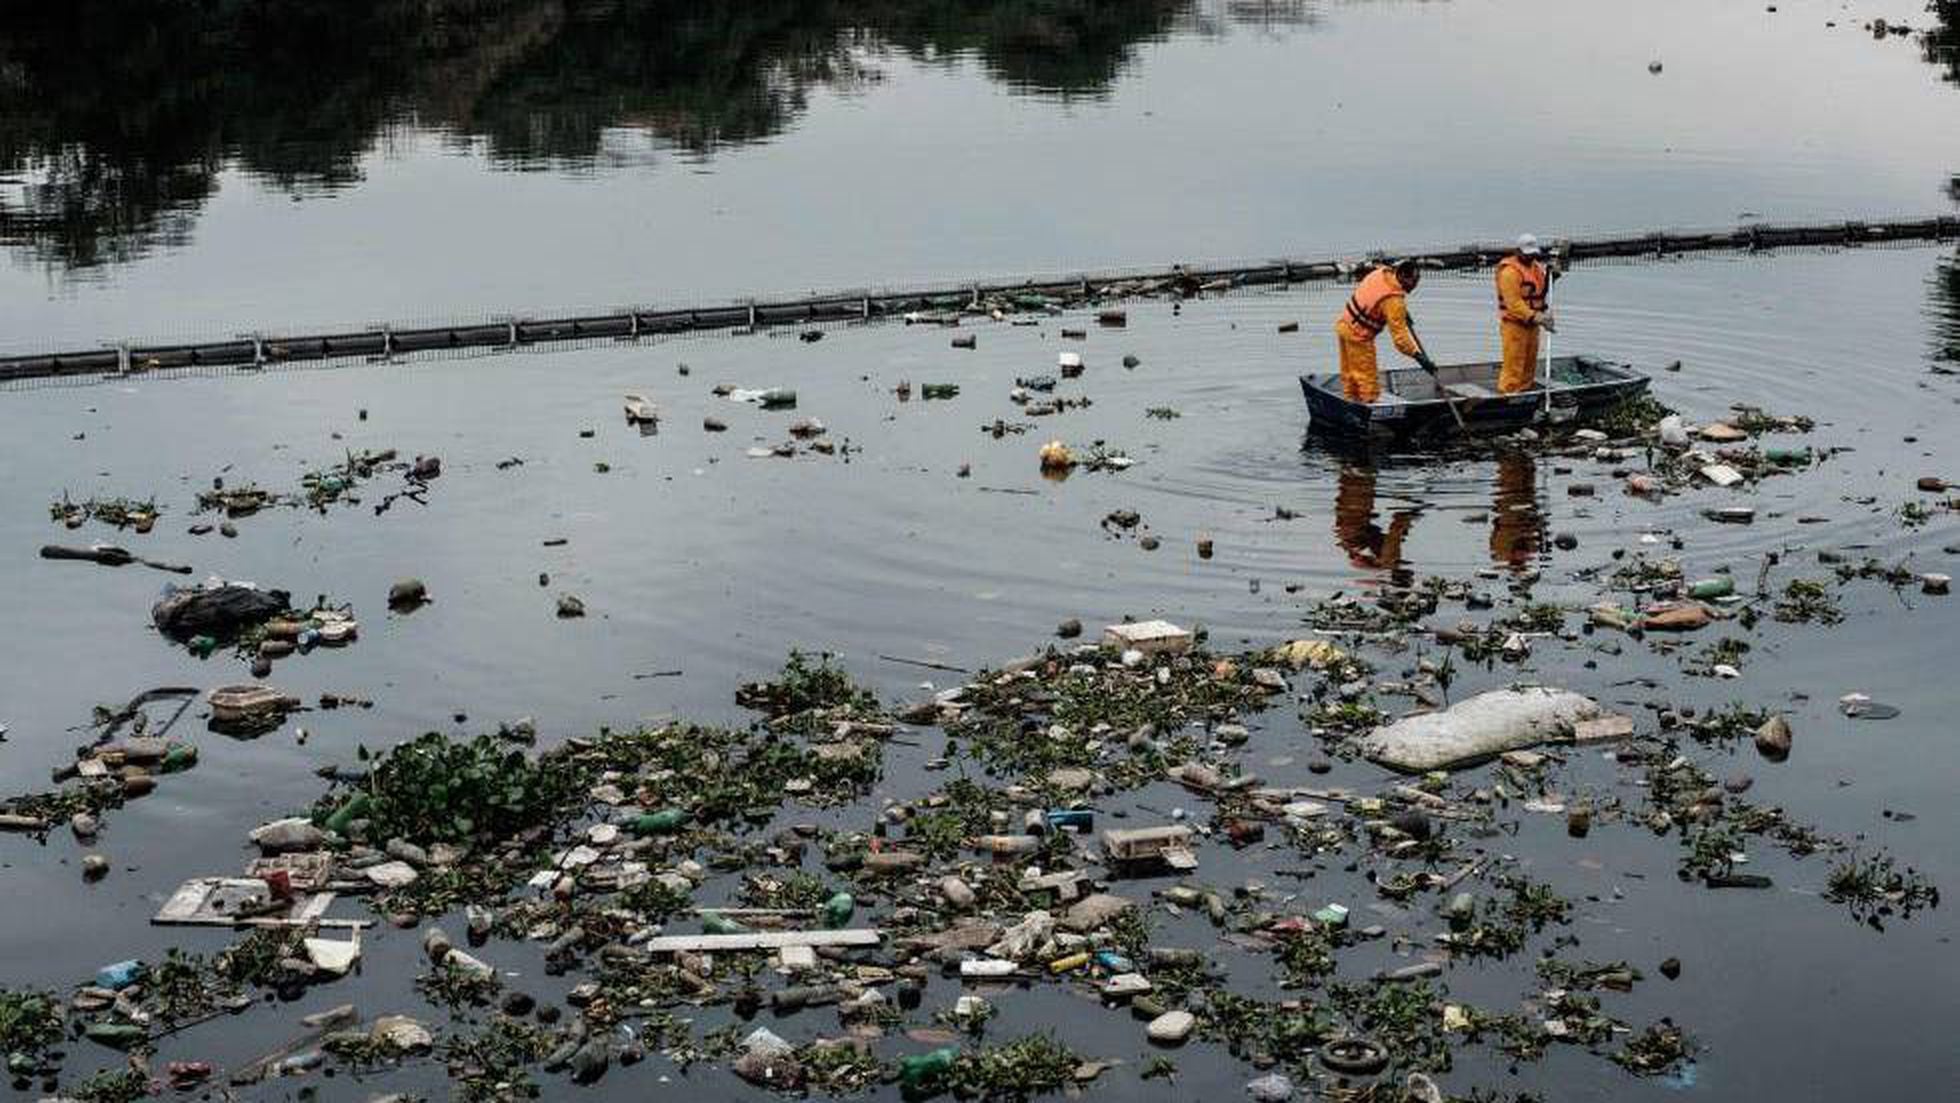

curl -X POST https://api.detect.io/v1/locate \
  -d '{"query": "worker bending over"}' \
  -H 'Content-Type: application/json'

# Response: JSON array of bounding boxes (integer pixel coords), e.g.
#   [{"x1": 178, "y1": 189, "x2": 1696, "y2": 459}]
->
[
  {"x1": 1334, "y1": 259, "x2": 1437, "y2": 403},
  {"x1": 1495, "y1": 233, "x2": 1555, "y2": 394}
]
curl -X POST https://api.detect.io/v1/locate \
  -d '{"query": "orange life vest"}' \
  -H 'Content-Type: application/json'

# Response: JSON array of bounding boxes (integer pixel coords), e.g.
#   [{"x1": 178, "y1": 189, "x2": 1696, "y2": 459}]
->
[
  {"x1": 1342, "y1": 266, "x2": 1405, "y2": 338},
  {"x1": 1496, "y1": 255, "x2": 1548, "y2": 315}
]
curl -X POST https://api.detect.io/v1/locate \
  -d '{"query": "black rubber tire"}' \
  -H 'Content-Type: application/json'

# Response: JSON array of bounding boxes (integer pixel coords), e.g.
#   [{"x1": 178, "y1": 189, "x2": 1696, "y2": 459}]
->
[{"x1": 1319, "y1": 1037, "x2": 1391, "y2": 1075}]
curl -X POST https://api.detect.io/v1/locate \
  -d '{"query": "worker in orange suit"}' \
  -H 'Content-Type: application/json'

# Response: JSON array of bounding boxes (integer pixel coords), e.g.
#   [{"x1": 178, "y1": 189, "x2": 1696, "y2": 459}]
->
[
  {"x1": 1333, "y1": 258, "x2": 1437, "y2": 403},
  {"x1": 1495, "y1": 234, "x2": 1555, "y2": 394}
]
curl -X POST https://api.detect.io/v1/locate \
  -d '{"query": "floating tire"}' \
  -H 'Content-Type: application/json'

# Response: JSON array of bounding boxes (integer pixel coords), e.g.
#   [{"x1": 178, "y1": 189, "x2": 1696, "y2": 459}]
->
[{"x1": 1319, "y1": 1037, "x2": 1390, "y2": 1075}]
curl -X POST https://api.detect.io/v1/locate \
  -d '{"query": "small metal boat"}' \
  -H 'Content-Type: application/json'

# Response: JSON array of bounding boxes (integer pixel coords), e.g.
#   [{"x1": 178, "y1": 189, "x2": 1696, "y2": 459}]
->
[{"x1": 1300, "y1": 355, "x2": 1650, "y2": 440}]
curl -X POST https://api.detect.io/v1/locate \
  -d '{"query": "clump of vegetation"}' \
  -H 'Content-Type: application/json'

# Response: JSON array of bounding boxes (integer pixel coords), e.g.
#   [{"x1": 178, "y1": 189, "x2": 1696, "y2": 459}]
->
[
  {"x1": 736, "y1": 650, "x2": 880, "y2": 719},
  {"x1": 904, "y1": 779, "x2": 1011, "y2": 860},
  {"x1": 737, "y1": 870, "x2": 836, "y2": 912},
  {"x1": 1692, "y1": 703, "x2": 1771, "y2": 743},
  {"x1": 215, "y1": 929, "x2": 306, "y2": 989},
  {"x1": 68, "y1": 1068, "x2": 149, "y2": 1103},
  {"x1": 1693, "y1": 636, "x2": 1751, "y2": 673},
  {"x1": 0, "y1": 780, "x2": 126, "y2": 835},
  {"x1": 1536, "y1": 959, "x2": 1641, "y2": 992},
  {"x1": 418, "y1": 963, "x2": 503, "y2": 1010},
  {"x1": 334, "y1": 732, "x2": 585, "y2": 847},
  {"x1": 1898, "y1": 500, "x2": 1935, "y2": 527},
  {"x1": 1199, "y1": 991, "x2": 1332, "y2": 1065},
  {"x1": 1275, "y1": 924, "x2": 1337, "y2": 987},
  {"x1": 1825, "y1": 852, "x2": 1940, "y2": 927},
  {"x1": 1503, "y1": 602, "x2": 1565, "y2": 633},
  {"x1": 49, "y1": 493, "x2": 160, "y2": 530},
  {"x1": 300, "y1": 448, "x2": 416, "y2": 511},
  {"x1": 1728, "y1": 405, "x2": 1813, "y2": 434},
  {"x1": 443, "y1": 1017, "x2": 552, "y2": 1102},
  {"x1": 1773, "y1": 578, "x2": 1842, "y2": 624},
  {"x1": 1595, "y1": 392, "x2": 1673, "y2": 438},
  {"x1": 1449, "y1": 877, "x2": 1572, "y2": 959},
  {"x1": 797, "y1": 1040, "x2": 886, "y2": 1092},
  {"x1": 1303, "y1": 700, "x2": 1385, "y2": 735},
  {"x1": 1612, "y1": 1020, "x2": 1694, "y2": 1076},
  {"x1": 195, "y1": 482, "x2": 279, "y2": 516},
  {"x1": 0, "y1": 989, "x2": 65, "y2": 1062},
  {"x1": 1678, "y1": 825, "x2": 1745, "y2": 882},
  {"x1": 944, "y1": 1035, "x2": 1089, "y2": 1098},
  {"x1": 1144, "y1": 406, "x2": 1181, "y2": 420},
  {"x1": 619, "y1": 877, "x2": 695, "y2": 922},
  {"x1": 1329, "y1": 979, "x2": 1451, "y2": 1073},
  {"x1": 576, "y1": 721, "x2": 883, "y2": 823}
]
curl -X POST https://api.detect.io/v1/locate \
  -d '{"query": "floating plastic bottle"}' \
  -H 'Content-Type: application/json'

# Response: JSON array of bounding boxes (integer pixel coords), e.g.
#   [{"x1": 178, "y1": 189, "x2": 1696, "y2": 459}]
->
[
  {"x1": 324, "y1": 792, "x2": 372, "y2": 835},
  {"x1": 95, "y1": 960, "x2": 143, "y2": 990},
  {"x1": 1687, "y1": 577, "x2": 1734, "y2": 599},
  {"x1": 1044, "y1": 809, "x2": 1093, "y2": 833},
  {"x1": 630, "y1": 808, "x2": 689, "y2": 835},
  {"x1": 702, "y1": 912, "x2": 748, "y2": 936},
  {"x1": 83, "y1": 1022, "x2": 147, "y2": 1049},
  {"x1": 821, "y1": 891, "x2": 855, "y2": 929},
  {"x1": 897, "y1": 1047, "x2": 959, "y2": 1092}
]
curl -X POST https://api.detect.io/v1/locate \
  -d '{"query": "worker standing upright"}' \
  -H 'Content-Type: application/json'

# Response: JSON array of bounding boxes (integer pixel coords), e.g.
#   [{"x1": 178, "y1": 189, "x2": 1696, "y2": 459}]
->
[
  {"x1": 1334, "y1": 259, "x2": 1437, "y2": 403},
  {"x1": 1495, "y1": 234, "x2": 1554, "y2": 394}
]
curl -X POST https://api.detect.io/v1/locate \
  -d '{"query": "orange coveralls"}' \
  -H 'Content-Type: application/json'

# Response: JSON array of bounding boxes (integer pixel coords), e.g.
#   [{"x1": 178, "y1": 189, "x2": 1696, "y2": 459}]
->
[
  {"x1": 1333, "y1": 267, "x2": 1423, "y2": 403},
  {"x1": 1334, "y1": 465, "x2": 1416, "y2": 571},
  {"x1": 1495, "y1": 255, "x2": 1550, "y2": 394}
]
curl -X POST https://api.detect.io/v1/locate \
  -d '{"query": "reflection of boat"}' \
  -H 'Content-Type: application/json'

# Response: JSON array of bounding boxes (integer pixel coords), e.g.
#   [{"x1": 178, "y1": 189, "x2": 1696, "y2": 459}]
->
[{"x1": 1300, "y1": 355, "x2": 1649, "y2": 440}]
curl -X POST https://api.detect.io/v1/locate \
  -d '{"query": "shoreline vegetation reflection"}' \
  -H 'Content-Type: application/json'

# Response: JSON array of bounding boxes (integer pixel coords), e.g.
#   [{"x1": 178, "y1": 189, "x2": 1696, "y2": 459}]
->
[{"x1": 0, "y1": 0, "x2": 1330, "y2": 271}]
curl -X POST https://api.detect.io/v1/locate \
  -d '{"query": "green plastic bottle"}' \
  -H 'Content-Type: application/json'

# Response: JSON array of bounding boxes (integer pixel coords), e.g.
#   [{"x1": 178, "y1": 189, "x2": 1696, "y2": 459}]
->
[
  {"x1": 188, "y1": 635, "x2": 217, "y2": 658},
  {"x1": 159, "y1": 744, "x2": 199, "y2": 773},
  {"x1": 897, "y1": 1047, "x2": 959, "y2": 1092},
  {"x1": 324, "y1": 792, "x2": 372, "y2": 835},
  {"x1": 1687, "y1": 577, "x2": 1734, "y2": 599},
  {"x1": 821, "y1": 891, "x2": 855, "y2": 929},
  {"x1": 702, "y1": 912, "x2": 748, "y2": 935},
  {"x1": 630, "y1": 808, "x2": 689, "y2": 835},
  {"x1": 83, "y1": 1022, "x2": 147, "y2": 1049}
]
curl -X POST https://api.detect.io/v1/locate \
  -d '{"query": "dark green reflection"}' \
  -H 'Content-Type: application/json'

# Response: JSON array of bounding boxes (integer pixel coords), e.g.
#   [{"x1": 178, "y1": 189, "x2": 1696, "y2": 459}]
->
[{"x1": 0, "y1": 0, "x2": 1207, "y2": 269}]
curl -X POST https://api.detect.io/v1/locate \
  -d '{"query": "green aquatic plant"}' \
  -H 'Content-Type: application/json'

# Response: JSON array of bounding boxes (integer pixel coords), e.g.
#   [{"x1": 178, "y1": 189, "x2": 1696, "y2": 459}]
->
[
  {"x1": 0, "y1": 989, "x2": 65, "y2": 1061},
  {"x1": 1825, "y1": 851, "x2": 1941, "y2": 927},
  {"x1": 736, "y1": 650, "x2": 881, "y2": 718},
  {"x1": 338, "y1": 731, "x2": 585, "y2": 847}
]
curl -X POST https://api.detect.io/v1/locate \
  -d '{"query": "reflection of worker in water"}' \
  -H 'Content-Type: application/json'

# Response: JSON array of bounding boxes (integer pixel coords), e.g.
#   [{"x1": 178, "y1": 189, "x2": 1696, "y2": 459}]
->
[
  {"x1": 1488, "y1": 451, "x2": 1544, "y2": 570},
  {"x1": 1334, "y1": 464, "x2": 1418, "y2": 570}
]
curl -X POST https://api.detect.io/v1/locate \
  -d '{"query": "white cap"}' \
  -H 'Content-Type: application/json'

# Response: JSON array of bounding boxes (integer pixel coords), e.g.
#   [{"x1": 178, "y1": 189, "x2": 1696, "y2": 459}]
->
[{"x1": 1516, "y1": 233, "x2": 1542, "y2": 256}]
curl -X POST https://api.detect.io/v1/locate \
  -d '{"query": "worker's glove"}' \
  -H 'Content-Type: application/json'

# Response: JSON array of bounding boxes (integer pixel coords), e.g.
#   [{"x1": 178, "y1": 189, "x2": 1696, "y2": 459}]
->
[
  {"x1": 1536, "y1": 310, "x2": 1558, "y2": 333},
  {"x1": 1416, "y1": 354, "x2": 1440, "y2": 376}
]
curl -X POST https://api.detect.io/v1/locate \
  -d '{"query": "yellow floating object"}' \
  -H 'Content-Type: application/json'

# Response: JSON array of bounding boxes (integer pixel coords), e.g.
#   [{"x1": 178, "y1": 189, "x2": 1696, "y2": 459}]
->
[
  {"x1": 1048, "y1": 951, "x2": 1091, "y2": 974},
  {"x1": 1037, "y1": 440, "x2": 1075, "y2": 470},
  {"x1": 1274, "y1": 639, "x2": 1344, "y2": 669}
]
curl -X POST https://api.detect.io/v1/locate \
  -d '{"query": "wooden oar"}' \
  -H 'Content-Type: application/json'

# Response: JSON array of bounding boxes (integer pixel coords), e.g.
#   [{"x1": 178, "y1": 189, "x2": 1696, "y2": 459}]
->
[
  {"x1": 1425, "y1": 363, "x2": 1471, "y2": 433},
  {"x1": 1409, "y1": 315, "x2": 1469, "y2": 434}
]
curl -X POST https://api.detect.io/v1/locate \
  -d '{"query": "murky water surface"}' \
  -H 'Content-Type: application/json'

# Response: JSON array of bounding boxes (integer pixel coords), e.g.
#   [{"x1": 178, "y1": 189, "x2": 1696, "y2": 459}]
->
[{"x1": 1, "y1": 1, "x2": 1957, "y2": 1100}]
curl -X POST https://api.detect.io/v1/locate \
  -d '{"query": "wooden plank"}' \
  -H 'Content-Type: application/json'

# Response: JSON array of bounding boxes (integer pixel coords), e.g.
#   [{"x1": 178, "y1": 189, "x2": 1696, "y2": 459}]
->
[{"x1": 641, "y1": 929, "x2": 882, "y2": 954}]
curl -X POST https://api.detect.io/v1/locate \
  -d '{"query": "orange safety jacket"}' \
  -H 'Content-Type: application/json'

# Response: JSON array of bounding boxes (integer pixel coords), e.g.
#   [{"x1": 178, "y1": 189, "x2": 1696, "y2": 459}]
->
[
  {"x1": 1343, "y1": 266, "x2": 1407, "y2": 338},
  {"x1": 1496, "y1": 255, "x2": 1549, "y2": 321}
]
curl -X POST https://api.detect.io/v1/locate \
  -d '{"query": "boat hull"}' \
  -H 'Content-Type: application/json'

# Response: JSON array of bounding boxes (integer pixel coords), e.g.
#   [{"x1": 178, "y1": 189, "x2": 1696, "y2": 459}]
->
[{"x1": 1301, "y1": 355, "x2": 1649, "y2": 442}]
